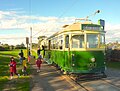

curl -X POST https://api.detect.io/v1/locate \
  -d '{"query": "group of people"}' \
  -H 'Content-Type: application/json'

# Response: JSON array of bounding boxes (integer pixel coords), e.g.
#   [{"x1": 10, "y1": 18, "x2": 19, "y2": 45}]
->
[{"x1": 8, "y1": 47, "x2": 43, "y2": 79}]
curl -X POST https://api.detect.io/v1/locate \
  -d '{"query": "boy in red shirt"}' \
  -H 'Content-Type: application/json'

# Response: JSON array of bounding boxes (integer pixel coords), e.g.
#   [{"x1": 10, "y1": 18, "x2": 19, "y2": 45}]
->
[{"x1": 36, "y1": 55, "x2": 42, "y2": 72}]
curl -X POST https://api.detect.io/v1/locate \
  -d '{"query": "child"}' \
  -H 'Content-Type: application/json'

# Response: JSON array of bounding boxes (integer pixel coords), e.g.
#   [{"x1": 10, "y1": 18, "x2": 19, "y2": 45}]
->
[
  {"x1": 36, "y1": 55, "x2": 42, "y2": 72},
  {"x1": 9, "y1": 59, "x2": 14, "y2": 79},
  {"x1": 28, "y1": 49, "x2": 31, "y2": 63},
  {"x1": 22, "y1": 57, "x2": 27, "y2": 76},
  {"x1": 9, "y1": 57, "x2": 19, "y2": 79}
]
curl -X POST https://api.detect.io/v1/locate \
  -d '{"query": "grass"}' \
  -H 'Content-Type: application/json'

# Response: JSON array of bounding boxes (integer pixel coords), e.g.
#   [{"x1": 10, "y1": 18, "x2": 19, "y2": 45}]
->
[
  {"x1": 106, "y1": 61, "x2": 120, "y2": 70},
  {"x1": 0, "y1": 49, "x2": 31, "y2": 91}
]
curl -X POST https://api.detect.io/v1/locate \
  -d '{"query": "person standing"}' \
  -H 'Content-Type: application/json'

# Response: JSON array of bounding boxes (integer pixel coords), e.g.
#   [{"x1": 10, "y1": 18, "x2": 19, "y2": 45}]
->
[
  {"x1": 9, "y1": 59, "x2": 14, "y2": 79},
  {"x1": 41, "y1": 45, "x2": 45, "y2": 58},
  {"x1": 36, "y1": 55, "x2": 42, "y2": 72},
  {"x1": 22, "y1": 57, "x2": 27, "y2": 76},
  {"x1": 9, "y1": 57, "x2": 19, "y2": 79},
  {"x1": 19, "y1": 50, "x2": 24, "y2": 64},
  {"x1": 28, "y1": 49, "x2": 31, "y2": 62},
  {"x1": 37, "y1": 47, "x2": 41, "y2": 56}
]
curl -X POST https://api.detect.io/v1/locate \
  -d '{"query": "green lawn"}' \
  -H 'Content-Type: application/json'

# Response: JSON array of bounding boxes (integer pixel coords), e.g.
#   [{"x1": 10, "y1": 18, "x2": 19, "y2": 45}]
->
[
  {"x1": 0, "y1": 49, "x2": 31, "y2": 91},
  {"x1": 106, "y1": 61, "x2": 120, "y2": 70}
]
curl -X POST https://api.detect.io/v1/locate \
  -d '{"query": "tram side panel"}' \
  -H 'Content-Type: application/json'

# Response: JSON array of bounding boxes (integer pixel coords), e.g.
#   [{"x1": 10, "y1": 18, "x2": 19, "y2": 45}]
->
[{"x1": 45, "y1": 50, "x2": 105, "y2": 74}]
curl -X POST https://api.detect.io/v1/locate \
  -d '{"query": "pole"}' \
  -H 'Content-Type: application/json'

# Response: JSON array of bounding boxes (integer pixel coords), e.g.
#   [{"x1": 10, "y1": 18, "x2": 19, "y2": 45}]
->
[
  {"x1": 26, "y1": 37, "x2": 29, "y2": 60},
  {"x1": 27, "y1": 43, "x2": 28, "y2": 59},
  {"x1": 30, "y1": 27, "x2": 32, "y2": 51}
]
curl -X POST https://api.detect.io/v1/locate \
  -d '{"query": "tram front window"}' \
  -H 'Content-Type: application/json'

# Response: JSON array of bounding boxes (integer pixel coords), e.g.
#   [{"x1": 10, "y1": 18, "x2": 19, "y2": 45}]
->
[
  {"x1": 87, "y1": 34, "x2": 98, "y2": 48},
  {"x1": 72, "y1": 35, "x2": 84, "y2": 48}
]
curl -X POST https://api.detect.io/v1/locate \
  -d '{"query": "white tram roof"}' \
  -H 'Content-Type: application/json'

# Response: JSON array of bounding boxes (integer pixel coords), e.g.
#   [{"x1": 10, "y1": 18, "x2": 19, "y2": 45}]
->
[
  {"x1": 62, "y1": 21, "x2": 93, "y2": 31},
  {"x1": 48, "y1": 20, "x2": 101, "y2": 39}
]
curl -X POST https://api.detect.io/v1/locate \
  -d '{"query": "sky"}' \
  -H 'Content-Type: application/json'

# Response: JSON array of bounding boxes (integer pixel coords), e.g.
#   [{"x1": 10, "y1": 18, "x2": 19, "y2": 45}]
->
[{"x1": 0, "y1": 0, "x2": 120, "y2": 45}]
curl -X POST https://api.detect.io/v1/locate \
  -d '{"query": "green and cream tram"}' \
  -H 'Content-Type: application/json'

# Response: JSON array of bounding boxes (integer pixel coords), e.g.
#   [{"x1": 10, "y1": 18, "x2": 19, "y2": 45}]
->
[{"x1": 43, "y1": 19, "x2": 106, "y2": 75}]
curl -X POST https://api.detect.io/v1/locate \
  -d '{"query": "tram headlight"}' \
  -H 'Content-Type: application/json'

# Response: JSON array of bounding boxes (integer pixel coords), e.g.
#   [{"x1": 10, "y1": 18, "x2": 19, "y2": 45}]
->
[
  {"x1": 91, "y1": 58, "x2": 96, "y2": 62},
  {"x1": 72, "y1": 64, "x2": 75, "y2": 66},
  {"x1": 104, "y1": 62, "x2": 106, "y2": 64}
]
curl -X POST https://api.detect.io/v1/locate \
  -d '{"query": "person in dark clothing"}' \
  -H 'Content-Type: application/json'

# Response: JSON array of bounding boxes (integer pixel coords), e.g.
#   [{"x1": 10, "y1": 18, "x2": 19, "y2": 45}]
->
[
  {"x1": 37, "y1": 47, "x2": 41, "y2": 56},
  {"x1": 28, "y1": 49, "x2": 31, "y2": 56},
  {"x1": 19, "y1": 50, "x2": 24, "y2": 57},
  {"x1": 41, "y1": 45, "x2": 45, "y2": 58},
  {"x1": 19, "y1": 50, "x2": 24, "y2": 64},
  {"x1": 42, "y1": 45, "x2": 45, "y2": 50}
]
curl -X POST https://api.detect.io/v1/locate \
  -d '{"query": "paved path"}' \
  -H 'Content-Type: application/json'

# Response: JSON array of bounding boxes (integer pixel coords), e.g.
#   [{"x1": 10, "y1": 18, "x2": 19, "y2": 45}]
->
[{"x1": 30, "y1": 61, "x2": 85, "y2": 91}]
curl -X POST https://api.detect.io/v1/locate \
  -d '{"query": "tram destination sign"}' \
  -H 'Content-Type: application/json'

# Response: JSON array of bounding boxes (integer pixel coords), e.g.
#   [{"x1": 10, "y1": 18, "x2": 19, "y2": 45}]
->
[{"x1": 82, "y1": 24, "x2": 101, "y2": 31}]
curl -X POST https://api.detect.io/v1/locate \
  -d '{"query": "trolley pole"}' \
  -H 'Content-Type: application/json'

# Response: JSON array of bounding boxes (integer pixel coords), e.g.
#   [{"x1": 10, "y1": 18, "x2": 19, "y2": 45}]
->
[
  {"x1": 30, "y1": 27, "x2": 32, "y2": 52},
  {"x1": 26, "y1": 37, "x2": 29, "y2": 60}
]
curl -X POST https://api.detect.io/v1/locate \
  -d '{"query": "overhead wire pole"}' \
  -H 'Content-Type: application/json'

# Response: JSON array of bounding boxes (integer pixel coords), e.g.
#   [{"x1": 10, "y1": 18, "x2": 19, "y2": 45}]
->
[
  {"x1": 30, "y1": 27, "x2": 32, "y2": 50},
  {"x1": 29, "y1": 0, "x2": 32, "y2": 53}
]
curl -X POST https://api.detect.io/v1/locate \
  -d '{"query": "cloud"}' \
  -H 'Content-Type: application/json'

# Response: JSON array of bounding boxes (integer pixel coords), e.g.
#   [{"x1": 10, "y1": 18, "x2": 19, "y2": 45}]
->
[
  {"x1": 0, "y1": 10, "x2": 76, "y2": 45},
  {"x1": 105, "y1": 23, "x2": 120, "y2": 43},
  {"x1": 1, "y1": 10, "x2": 120, "y2": 45}
]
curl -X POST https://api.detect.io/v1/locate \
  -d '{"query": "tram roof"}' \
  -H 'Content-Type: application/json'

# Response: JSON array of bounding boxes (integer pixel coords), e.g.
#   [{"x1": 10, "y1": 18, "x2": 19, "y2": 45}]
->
[{"x1": 48, "y1": 21, "x2": 101, "y2": 39}]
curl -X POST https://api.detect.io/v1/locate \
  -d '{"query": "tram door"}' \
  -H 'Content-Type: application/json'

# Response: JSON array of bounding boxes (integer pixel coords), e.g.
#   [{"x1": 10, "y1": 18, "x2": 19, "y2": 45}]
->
[
  {"x1": 65, "y1": 35, "x2": 71, "y2": 68},
  {"x1": 47, "y1": 40, "x2": 52, "y2": 64}
]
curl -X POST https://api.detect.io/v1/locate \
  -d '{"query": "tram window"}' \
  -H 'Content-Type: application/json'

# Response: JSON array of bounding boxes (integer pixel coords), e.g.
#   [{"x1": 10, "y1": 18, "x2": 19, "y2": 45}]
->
[
  {"x1": 87, "y1": 34, "x2": 98, "y2": 48},
  {"x1": 48, "y1": 40, "x2": 51, "y2": 50},
  {"x1": 58, "y1": 40, "x2": 63, "y2": 49},
  {"x1": 72, "y1": 35, "x2": 84, "y2": 48},
  {"x1": 65, "y1": 35, "x2": 69, "y2": 48},
  {"x1": 51, "y1": 40, "x2": 54, "y2": 49}
]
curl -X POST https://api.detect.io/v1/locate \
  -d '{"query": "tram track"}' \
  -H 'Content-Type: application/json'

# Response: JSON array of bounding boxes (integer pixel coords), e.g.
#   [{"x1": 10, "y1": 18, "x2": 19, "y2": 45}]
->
[
  {"x1": 101, "y1": 78, "x2": 120, "y2": 89},
  {"x1": 50, "y1": 63, "x2": 120, "y2": 91},
  {"x1": 54, "y1": 67, "x2": 88, "y2": 91},
  {"x1": 69, "y1": 76, "x2": 89, "y2": 91},
  {"x1": 61, "y1": 73, "x2": 120, "y2": 91}
]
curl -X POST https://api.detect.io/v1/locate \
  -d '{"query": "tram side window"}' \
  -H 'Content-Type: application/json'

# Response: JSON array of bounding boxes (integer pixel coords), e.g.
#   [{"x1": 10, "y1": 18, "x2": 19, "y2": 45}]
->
[
  {"x1": 65, "y1": 35, "x2": 69, "y2": 48},
  {"x1": 48, "y1": 40, "x2": 51, "y2": 50},
  {"x1": 51, "y1": 40, "x2": 54, "y2": 49},
  {"x1": 55, "y1": 37, "x2": 58, "y2": 49},
  {"x1": 72, "y1": 35, "x2": 84, "y2": 48},
  {"x1": 59, "y1": 40, "x2": 63, "y2": 49}
]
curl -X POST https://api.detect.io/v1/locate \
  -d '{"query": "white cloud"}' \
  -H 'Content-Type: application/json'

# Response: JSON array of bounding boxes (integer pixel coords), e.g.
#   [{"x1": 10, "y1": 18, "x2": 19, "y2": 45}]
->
[
  {"x1": 105, "y1": 23, "x2": 120, "y2": 43},
  {"x1": 0, "y1": 10, "x2": 75, "y2": 45},
  {"x1": 1, "y1": 10, "x2": 120, "y2": 45}
]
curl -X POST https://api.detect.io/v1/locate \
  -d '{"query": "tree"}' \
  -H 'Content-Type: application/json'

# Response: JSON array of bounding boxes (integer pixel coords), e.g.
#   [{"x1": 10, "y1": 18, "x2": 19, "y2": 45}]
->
[{"x1": 15, "y1": 43, "x2": 26, "y2": 49}]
